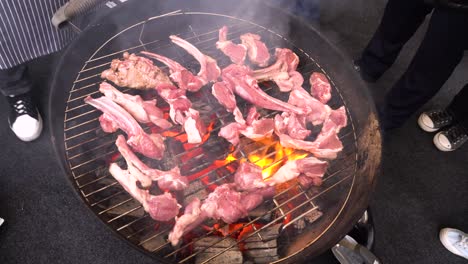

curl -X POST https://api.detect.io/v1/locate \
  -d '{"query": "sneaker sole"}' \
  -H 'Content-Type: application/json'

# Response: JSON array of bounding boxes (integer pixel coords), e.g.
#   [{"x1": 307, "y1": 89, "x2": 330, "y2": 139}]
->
[
  {"x1": 16, "y1": 114, "x2": 43, "y2": 142},
  {"x1": 417, "y1": 114, "x2": 438, "y2": 132},
  {"x1": 439, "y1": 228, "x2": 468, "y2": 260},
  {"x1": 433, "y1": 132, "x2": 453, "y2": 152}
]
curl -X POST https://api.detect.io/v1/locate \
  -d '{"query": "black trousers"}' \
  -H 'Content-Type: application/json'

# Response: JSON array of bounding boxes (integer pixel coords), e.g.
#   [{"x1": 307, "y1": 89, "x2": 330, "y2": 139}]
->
[
  {"x1": 359, "y1": 0, "x2": 468, "y2": 130},
  {"x1": 447, "y1": 84, "x2": 468, "y2": 131},
  {"x1": 0, "y1": 65, "x2": 32, "y2": 97}
]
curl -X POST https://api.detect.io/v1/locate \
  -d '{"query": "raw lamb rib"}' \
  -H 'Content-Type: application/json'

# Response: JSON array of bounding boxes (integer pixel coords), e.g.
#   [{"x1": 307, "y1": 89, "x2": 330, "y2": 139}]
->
[
  {"x1": 109, "y1": 163, "x2": 180, "y2": 221},
  {"x1": 310, "y1": 72, "x2": 332, "y2": 104},
  {"x1": 115, "y1": 135, "x2": 188, "y2": 190},
  {"x1": 155, "y1": 84, "x2": 206, "y2": 144},
  {"x1": 170, "y1": 35, "x2": 221, "y2": 83},
  {"x1": 221, "y1": 64, "x2": 305, "y2": 115},
  {"x1": 99, "y1": 82, "x2": 171, "y2": 129},
  {"x1": 219, "y1": 107, "x2": 275, "y2": 146},
  {"x1": 253, "y1": 48, "x2": 303, "y2": 92},
  {"x1": 240, "y1": 33, "x2": 270, "y2": 67},
  {"x1": 212, "y1": 81, "x2": 237, "y2": 112},
  {"x1": 266, "y1": 157, "x2": 328, "y2": 186},
  {"x1": 84, "y1": 96, "x2": 165, "y2": 159},
  {"x1": 274, "y1": 112, "x2": 311, "y2": 140},
  {"x1": 216, "y1": 26, "x2": 247, "y2": 65},
  {"x1": 288, "y1": 86, "x2": 331, "y2": 126},
  {"x1": 101, "y1": 52, "x2": 172, "y2": 90},
  {"x1": 140, "y1": 51, "x2": 205, "y2": 92},
  {"x1": 168, "y1": 183, "x2": 275, "y2": 246}
]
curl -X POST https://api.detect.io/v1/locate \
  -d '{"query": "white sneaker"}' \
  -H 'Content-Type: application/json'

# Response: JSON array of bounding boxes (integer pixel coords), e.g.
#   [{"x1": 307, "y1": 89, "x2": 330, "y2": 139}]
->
[
  {"x1": 433, "y1": 124, "x2": 468, "y2": 152},
  {"x1": 418, "y1": 110, "x2": 453, "y2": 132},
  {"x1": 440, "y1": 228, "x2": 468, "y2": 260},
  {"x1": 7, "y1": 93, "x2": 43, "y2": 142}
]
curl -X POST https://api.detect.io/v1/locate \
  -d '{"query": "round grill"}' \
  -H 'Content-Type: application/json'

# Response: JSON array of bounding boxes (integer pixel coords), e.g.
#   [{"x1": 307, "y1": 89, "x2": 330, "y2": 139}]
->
[{"x1": 49, "y1": 2, "x2": 381, "y2": 263}]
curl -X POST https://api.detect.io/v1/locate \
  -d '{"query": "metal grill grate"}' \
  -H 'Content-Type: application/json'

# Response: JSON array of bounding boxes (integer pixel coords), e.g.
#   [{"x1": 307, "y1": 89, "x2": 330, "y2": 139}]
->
[{"x1": 62, "y1": 11, "x2": 358, "y2": 263}]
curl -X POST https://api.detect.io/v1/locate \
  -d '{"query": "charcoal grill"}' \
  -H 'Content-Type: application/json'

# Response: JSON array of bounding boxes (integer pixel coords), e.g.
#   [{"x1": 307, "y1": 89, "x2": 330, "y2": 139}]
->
[{"x1": 49, "y1": 0, "x2": 381, "y2": 263}]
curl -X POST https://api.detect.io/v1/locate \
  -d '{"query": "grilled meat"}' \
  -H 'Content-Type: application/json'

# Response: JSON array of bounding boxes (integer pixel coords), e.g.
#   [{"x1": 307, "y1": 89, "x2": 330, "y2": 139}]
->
[
  {"x1": 101, "y1": 52, "x2": 172, "y2": 89},
  {"x1": 141, "y1": 51, "x2": 205, "y2": 92}
]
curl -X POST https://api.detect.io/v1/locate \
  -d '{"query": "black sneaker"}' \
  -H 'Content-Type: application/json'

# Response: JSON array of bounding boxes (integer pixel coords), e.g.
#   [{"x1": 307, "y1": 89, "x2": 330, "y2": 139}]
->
[
  {"x1": 353, "y1": 60, "x2": 378, "y2": 83},
  {"x1": 418, "y1": 110, "x2": 454, "y2": 132},
  {"x1": 433, "y1": 124, "x2": 468, "y2": 152},
  {"x1": 7, "y1": 92, "x2": 43, "y2": 142}
]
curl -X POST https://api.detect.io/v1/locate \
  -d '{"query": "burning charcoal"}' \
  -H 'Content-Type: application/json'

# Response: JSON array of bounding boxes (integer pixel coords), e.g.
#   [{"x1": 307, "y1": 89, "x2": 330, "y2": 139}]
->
[
  {"x1": 183, "y1": 181, "x2": 208, "y2": 206},
  {"x1": 248, "y1": 203, "x2": 273, "y2": 222},
  {"x1": 244, "y1": 239, "x2": 277, "y2": 250},
  {"x1": 305, "y1": 209, "x2": 323, "y2": 224},
  {"x1": 194, "y1": 236, "x2": 239, "y2": 250},
  {"x1": 195, "y1": 250, "x2": 242, "y2": 264},
  {"x1": 194, "y1": 237, "x2": 242, "y2": 264},
  {"x1": 202, "y1": 135, "x2": 231, "y2": 161},
  {"x1": 244, "y1": 248, "x2": 278, "y2": 258},
  {"x1": 244, "y1": 224, "x2": 281, "y2": 242},
  {"x1": 294, "y1": 209, "x2": 323, "y2": 230}
]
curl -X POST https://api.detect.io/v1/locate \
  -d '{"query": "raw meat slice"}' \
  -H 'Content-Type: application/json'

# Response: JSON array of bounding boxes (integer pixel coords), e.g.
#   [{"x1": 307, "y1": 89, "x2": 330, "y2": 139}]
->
[
  {"x1": 279, "y1": 132, "x2": 343, "y2": 159},
  {"x1": 265, "y1": 157, "x2": 328, "y2": 186},
  {"x1": 141, "y1": 51, "x2": 205, "y2": 92},
  {"x1": 274, "y1": 112, "x2": 310, "y2": 140},
  {"x1": 310, "y1": 72, "x2": 332, "y2": 104},
  {"x1": 218, "y1": 107, "x2": 275, "y2": 146},
  {"x1": 288, "y1": 87, "x2": 331, "y2": 125},
  {"x1": 170, "y1": 35, "x2": 221, "y2": 83},
  {"x1": 99, "y1": 113, "x2": 118, "y2": 133},
  {"x1": 234, "y1": 161, "x2": 267, "y2": 191},
  {"x1": 222, "y1": 64, "x2": 305, "y2": 115},
  {"x1": 99, "y1": 82, "x2": 171, "y2": 129},
  {"x1": 168, "y1": 198, "x2": 208, "y2": 246},
  {"x1": 154, "y1": 84, "x2": 206, "y2": 144},
  {"x1": 212, "y1": 81, "x2": 237, "y2": 112},
  {"x1": 85, "y1": 96, "x2": 165, "y2": 159},
  {"x1": 101, "y1": 52, "x2": 172, "y2": 90},
  {"x1": 109, "y1": 163, "x2": 180, "y2": 221},
  {"x1": 253, "y1": 48, "x2": 303, "y2": 92},
  {"x1": 168, "y1": 184, "x2": 275, "y2": 246},
  {"x1": 240, "y1": 33, "x2": 270, "y2": 67},
  {"x1": 216, "y1": 26, "x2": 247, "y2": 65}
]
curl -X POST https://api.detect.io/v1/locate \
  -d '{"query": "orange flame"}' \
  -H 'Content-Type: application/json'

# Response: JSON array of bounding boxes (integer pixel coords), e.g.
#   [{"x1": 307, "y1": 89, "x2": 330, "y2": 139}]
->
[{"x1": 245, "y1": 138, "x2": 308, "y2": 179}]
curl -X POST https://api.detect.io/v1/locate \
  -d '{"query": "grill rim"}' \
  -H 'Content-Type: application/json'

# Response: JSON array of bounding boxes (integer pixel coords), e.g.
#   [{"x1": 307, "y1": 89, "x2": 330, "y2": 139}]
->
[{"x1": 48, "y1": 2, "x2": 381, "y2": 263}]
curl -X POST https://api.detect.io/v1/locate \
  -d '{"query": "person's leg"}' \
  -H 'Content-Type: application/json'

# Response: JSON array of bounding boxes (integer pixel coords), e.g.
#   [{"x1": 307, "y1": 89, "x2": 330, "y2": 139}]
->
[
  {"x1": 380, "y1": 8, "x2": 468, "y2": 130},
  {"x1": 0, "y1": 65, "x2": 32, "y2": 96},
  {"x1": 357, "y1": 0, "x2": 433, "y2": 80},
  {"x1": 447, "y1": 83, "x2": 468, "y2": 132}
]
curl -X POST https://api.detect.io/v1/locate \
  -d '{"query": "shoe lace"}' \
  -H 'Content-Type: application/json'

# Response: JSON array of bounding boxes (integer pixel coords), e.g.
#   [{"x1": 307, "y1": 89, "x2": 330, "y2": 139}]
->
[
  {"x1": 10, "y1": 95, "x2": 34, "y2": 116},
  {"x1": 455, "y1": 236, "x2": 468, "y2": 250},
  {"x1": 445, "y1": 125, "x2": 468, "y2": 143},
  {"x1": 429, "y1": 110, "x2": 452, "y2": 124}
]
